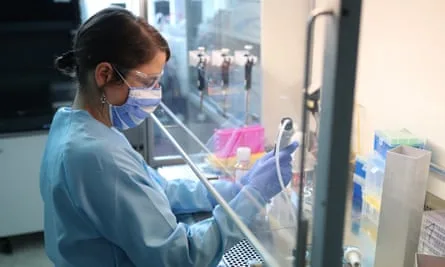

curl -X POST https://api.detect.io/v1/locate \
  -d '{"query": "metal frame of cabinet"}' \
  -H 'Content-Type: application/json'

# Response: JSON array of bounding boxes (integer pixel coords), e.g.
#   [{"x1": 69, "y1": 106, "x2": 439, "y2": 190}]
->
[{"x1": 308, "y1": 1, "x2": 362, "y2": 267}]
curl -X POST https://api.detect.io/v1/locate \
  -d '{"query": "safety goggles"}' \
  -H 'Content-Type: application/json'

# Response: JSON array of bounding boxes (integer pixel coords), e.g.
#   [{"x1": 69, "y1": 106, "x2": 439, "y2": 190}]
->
[{"x1": 114, "y1": 66, "x2": 163, "y2": 89}]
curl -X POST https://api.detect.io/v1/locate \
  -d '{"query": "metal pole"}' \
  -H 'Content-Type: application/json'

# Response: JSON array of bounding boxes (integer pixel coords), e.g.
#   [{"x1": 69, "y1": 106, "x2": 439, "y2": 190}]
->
[
  {"x1": 149, "y1": 113, "x2": 281, "y2": 267},
  {"x1": 296, "y1": 8, "x2": 334, "y2": 267},
  {"x1": 159, "y1": 102, "x2": 214, "y2": 156},
  {"x1": 139, "y1": 0, "x2": 148, "y2": 19},
  {"x1": 310, "y1": 1, "x2": 362, "y2": 267},
  {"x1": 245, "y1": 90, "x2": 250, "y2": 125}
]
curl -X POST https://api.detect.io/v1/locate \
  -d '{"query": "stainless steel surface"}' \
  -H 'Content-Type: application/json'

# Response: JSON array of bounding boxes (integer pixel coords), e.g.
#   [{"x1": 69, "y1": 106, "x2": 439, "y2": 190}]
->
[
  {"x1": 150, "y1": 113, "x2": 281, "y2": 267},
  {"x1": 375, "y1": 146, "x2": 431, "y2": 267},
  {"x1": 222, "y1": 239, "x2": 264, "y2": 267}
]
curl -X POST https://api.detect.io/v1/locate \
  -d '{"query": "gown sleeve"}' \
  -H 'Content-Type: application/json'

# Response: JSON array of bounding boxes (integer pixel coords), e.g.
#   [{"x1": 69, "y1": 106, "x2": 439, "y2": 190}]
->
[
  {"x1": 145, "y1": 166, "x2": 242, "y2": 214},
  {"x1": 64, "y1": 144, "x2": 266, "y2": 267}
]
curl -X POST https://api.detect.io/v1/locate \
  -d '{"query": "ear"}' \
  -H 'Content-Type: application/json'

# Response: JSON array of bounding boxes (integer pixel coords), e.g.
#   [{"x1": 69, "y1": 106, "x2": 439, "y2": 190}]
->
[{"x1": 94, "y1": 62, "x2": 114, "y2": 88}]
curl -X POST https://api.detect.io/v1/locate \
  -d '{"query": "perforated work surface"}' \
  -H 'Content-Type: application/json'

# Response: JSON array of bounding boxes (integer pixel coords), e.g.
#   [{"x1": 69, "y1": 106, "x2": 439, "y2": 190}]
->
[{"x1": 222, "y1": 239, "x2": 264, "y2": 267}]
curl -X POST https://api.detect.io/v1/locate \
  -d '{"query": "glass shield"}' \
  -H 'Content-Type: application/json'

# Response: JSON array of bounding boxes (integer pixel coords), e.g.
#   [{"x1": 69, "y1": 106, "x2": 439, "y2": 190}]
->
[{"x1": 144, "y1": 0, "x2": 314, "y2": 266}]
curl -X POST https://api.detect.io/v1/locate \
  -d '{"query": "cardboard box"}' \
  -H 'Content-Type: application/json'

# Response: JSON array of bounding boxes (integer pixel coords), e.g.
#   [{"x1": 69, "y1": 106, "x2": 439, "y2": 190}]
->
[
  {"x1": 419, "y1": 210, "x2": 445, "y2": 256},
  {"x1": 415, "y1": 253, "x2": 445, "y2": 267}
]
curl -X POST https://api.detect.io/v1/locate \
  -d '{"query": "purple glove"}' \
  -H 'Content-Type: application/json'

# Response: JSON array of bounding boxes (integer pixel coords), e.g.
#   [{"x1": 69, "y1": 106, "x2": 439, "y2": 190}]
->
[
  {"x1": 244, "y1": 142, "x2": 298, "y2": 201},
  {"x1": 238, "y1": 151, "x2": 273, "y2": 186}
]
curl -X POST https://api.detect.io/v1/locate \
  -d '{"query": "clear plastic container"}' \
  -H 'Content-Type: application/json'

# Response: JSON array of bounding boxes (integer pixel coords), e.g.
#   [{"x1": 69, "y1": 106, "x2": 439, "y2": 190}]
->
[
  {"x1": 233, "y1": 147, "x2": 251, "y2": 181},
  {"x1": 291, "y1": 149, "x2": 316, "y2": 215},
  {"x1": 363, "y1": 155, "x2": 385, "y2": 200}
]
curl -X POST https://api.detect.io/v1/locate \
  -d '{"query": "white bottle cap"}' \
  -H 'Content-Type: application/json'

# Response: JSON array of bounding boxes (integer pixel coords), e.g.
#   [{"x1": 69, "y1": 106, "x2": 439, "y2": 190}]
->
[{"x1": 237, "y1": 147, "x2": 251, "y2": 162}]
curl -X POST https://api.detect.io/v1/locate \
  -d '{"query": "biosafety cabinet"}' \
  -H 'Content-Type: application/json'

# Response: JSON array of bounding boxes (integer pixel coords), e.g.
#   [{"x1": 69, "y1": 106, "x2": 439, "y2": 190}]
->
[{"x1": 2, "y1": 1, "x2": 445, "y2": 267}]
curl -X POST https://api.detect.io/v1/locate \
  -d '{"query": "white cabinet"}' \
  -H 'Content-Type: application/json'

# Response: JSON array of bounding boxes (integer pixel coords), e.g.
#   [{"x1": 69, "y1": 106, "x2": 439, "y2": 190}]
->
[{"x1": 0, "y1": 133, "x2": 48, "y2": 237}]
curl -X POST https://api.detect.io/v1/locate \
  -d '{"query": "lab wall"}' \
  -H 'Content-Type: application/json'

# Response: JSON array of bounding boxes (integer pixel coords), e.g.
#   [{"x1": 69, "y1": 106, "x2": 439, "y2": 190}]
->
[
  {"x1": 260, "y1": 0, "x2": 310, "y2": 144},
  {"x1": 354, "y1": 0, "x2": 445, "y2": 198}
]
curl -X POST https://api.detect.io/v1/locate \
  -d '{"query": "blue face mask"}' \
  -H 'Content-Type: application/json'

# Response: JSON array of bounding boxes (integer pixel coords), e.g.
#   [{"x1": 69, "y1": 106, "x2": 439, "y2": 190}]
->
[
  {"x1": 109, "y1": 85, "x2": 162, "y2": 130},
  {"x1": 109, "y1": 68, "x2": 163, "y2": 130}
]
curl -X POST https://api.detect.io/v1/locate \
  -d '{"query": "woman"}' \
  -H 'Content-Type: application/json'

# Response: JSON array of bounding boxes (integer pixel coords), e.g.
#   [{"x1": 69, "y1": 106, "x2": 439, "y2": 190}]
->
[{"x1": 40, "y1": 7, "x2": 296, "y2": 267}]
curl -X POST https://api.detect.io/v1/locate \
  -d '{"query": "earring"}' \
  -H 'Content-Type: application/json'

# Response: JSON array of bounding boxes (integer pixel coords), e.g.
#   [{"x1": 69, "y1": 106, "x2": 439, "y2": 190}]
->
[{"x1": 100, "y1": 94, "x2": 107, "y2": 104}]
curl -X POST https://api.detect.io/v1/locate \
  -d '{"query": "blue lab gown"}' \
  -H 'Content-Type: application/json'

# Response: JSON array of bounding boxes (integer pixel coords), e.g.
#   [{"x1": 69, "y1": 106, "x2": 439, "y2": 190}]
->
[{"x1": 40, "y1": 108, "x2": 266, "y2": 267}]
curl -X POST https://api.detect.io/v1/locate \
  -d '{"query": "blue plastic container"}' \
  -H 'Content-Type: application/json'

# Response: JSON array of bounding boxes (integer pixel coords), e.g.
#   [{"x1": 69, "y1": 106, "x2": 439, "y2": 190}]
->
[
  {"x1": 374, "y1": 129, "x2": 425, "y2": 159},
  {"x1": 352, "y1": 156, "x2": 366, "y2": 202}
]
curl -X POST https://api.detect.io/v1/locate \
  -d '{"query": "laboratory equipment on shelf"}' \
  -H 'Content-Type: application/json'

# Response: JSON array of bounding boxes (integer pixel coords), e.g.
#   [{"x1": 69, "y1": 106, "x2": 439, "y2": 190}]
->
[
  {"x1": 373, "y1": 129, "x2": 425, "y2": 159},
  {"x1": 352, "y1": 156, "x2": 366, "y2": 204},
  {"x1": 196, "y1": 47, "x2": 209, "y2": 121},
  {"x1": 234, "y1": 45, "x2": 258, "y2": 125},
  {"x1": 189, "y1": 47, "x2": 210, "y2": 121},
  {"x1": 208, "y1": 125, "x2": 265, "y2": 170},
  {"x1": 243, "y1": 45, "x2": 255, "y2": 124},
  {"x1": 220, "y1": 48, "x2": 233, "y2": 117},
  {"x1": 358, "y1": 129, "x2": 427, "y2": 266}
]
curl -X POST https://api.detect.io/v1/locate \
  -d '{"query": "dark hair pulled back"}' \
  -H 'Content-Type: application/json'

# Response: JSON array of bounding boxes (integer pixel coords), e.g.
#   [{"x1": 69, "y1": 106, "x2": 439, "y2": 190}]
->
[{"x1": 55, "y1": 7, "x2": 170, "y2": 86}]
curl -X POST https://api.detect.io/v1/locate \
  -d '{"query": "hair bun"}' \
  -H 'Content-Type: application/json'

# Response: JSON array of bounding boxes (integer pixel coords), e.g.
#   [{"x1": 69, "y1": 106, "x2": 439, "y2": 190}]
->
[{"x1": 55, "y1": 51, "x2": 77, "y2": 77}]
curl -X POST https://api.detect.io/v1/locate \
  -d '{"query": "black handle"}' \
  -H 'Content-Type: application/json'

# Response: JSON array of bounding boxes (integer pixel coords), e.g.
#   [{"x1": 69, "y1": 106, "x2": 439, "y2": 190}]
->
[
  {"x1": 221, "y1": 59, "x2": 231, "y2": 88},
  {"x1": 197, "y1": 65, "x2": 207, "y2": 92},
  {"x1": 244, "y1": 58, "x2": 254, "y2": 91}
]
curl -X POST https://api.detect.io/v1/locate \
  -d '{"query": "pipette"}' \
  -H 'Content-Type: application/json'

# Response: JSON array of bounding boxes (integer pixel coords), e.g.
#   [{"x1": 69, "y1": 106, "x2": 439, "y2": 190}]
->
[
  {"x1": 196, "y1": 47, "x2": 208, "y2": 121},
  {"x1": 244, "y1": 45, "x2": 256, "y2": 125},
  {"x1": 221, "y1": 48, "x2": 232, "y2": 117}
]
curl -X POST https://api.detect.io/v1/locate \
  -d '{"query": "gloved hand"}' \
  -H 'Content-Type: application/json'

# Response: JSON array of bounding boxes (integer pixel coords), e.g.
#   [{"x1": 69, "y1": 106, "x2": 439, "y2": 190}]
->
[
  {"x1": 238, "y1": 150, "x2": 274, "y2": 186},
  {"x1": 244, "y1": 142, "x2": 298, "y2": 201}
]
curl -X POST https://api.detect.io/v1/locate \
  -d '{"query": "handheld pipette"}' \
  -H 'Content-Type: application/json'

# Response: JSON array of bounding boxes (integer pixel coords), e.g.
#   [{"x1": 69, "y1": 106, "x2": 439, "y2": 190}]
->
[
  {"x1": 221, "y1": 48, "x2": 232, "y2": 117},
  {"x1": 275, "y1": 117, "x2": 295, "y2": 154},
  {"x1": 196, "y1": 47, "x2": 208, "y2": 121},
  {"x1": 244, "y1": 45, "x2": 256, "y2": 125}
]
